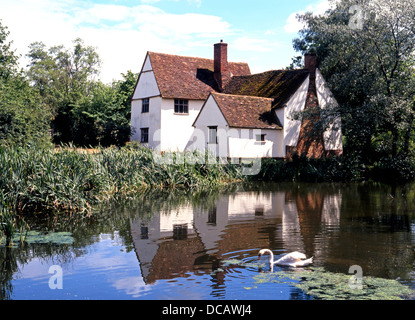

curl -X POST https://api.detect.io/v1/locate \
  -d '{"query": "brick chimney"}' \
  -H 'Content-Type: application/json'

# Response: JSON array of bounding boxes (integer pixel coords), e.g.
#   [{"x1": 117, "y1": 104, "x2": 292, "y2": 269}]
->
[
  {"x1": 304, "y1": 52, "x2": 317, "y2": 79},
  {"x1": 214, "y1": 40, "x2": 230, "y2": 91}
]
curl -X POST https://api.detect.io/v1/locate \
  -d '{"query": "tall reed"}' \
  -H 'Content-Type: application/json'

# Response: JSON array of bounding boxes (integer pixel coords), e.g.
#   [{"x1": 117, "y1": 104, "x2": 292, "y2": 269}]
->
[
  {"x1": 0, "y1": 191, "x2": 28, "y2": 246},
  {"x1": 0, "y1": 143, "x2": 243, "y2": 215}
]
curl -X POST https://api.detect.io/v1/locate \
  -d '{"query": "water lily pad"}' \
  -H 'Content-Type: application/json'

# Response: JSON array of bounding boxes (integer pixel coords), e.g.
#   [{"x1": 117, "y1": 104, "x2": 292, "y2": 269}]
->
[
  {"x1": 222, "y1": 259, "x2": 242, "y2": 267},
  {"x1": 24, "y1": 231, "x2": 75, "y2": 245},
  {"x1": 0, "y1": 231, "x2": 74, "y2": 246},
  {"x1": 222, "y1": 258, "x2": 265, "y2": 269},
  {"x1": 249, "y1": 267, "x2": 413, "y2": 300}
]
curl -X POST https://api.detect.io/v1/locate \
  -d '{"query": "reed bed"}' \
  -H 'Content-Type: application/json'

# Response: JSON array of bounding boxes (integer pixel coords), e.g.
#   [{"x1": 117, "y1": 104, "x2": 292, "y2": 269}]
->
[{"x1": 0, "y1": 143, "x2": 243, "y2": 216}]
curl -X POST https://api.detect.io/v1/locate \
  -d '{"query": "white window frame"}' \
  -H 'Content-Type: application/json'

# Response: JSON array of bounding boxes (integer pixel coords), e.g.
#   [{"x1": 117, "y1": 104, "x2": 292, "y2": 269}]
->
[{"x1": 208, "y1": 126, "x2": 218, "y2": 144}]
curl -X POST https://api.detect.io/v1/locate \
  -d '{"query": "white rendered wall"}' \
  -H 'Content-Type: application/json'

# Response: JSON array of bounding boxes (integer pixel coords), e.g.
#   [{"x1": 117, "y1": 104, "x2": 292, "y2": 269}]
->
[
  {"x1": 131, "y1": 54, "x2": 162, "y2": 146},
  {"x1": 130, "y1": 96, "x2": 162, "y2": 148},
  {"x1": 278, "y1": 76, "x2": 310, "y2": 152},
  {"x1": 227, "y1": 128, "x2": 282, "y2": 158},
  {"x1": 159, "y1": 99, "x2": 204, "y2": 152},
  {"x1": 315, "y1": 69, "x2": 343, "y2": 151},
  {"x1": 142, "y1": 54, "x2": 152, "y2": 72},
  {"x1": 192, "y1": 95, "x2": 284, "y2": 158},
  {"x1": 190, "y1": 95, "x2": 228, "y2": 154},
  {"x1": 132, "y1": 55, "x2": 160, "y2": 100},
  {"x1": 130, "y1": 100, "x2": 141, "y2": 141}
]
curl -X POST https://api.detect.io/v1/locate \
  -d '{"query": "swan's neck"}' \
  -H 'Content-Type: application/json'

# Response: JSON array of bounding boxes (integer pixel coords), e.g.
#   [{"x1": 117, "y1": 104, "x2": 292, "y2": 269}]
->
[{"x1": 265, "y1": 249, "x2": 274, "y2": 264}]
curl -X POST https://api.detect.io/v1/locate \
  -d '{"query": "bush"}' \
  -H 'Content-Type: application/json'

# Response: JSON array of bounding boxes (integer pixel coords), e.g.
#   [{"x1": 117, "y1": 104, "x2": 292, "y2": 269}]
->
[
  {"x1": 250, "y1": 154, "x2": 363, "y2": 183},
  {"x1": 370, "y1": 155, "x2": 415, "y2": 182},
  {"x1": 0, "y1": 75, "x2": 52, "y2": 147}
]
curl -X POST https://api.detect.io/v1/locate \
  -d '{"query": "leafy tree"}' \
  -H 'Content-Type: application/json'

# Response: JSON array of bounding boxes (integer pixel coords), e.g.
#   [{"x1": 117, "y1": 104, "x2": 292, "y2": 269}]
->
[
  {"x1": 27, "y1": 39, "x2": 101, "y2": 144},
  {"x1": 0, "y1": 74, "x2": 52, "y2": 146},
  {"x1": 0, "y1": 20, "x2": 17, "y2": 80},
  {"x1": 97, "y1": 70, "x2": 136, "y2": 146},
  {"x1": 0, "y1": 20, "x2": 51, "y2": 146},
  {"x1": 293, "y1": 0, "x2": 415, "y2": 167},
  {"x1": 285, "y1": 55, "x2": 304, "y2": 70},
  {"x1": 72, "y1": 71, "x2": 137, "y2": 146}
]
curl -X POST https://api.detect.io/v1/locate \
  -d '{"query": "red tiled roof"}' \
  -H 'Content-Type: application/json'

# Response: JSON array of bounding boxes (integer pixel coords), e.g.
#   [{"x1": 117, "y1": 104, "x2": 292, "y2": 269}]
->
[
  {"x1": 146, "y1": 51, "x2": 310, "y2": 131},
  {"x1": 211, "y1": 93, "x2": 282, "y2": 130},
  {"x1": 148, "y1": 52, "x2": 251, "y2": 100},
  {"x1": 224, "y1": 69, "x2": 310, "y2": 109}
]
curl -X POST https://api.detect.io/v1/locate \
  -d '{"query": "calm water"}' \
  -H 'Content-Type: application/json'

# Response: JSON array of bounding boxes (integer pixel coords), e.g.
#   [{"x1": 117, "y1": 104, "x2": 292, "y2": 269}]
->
[{"x1": 2, "y1": 182, "x2": 415, "y2": 300}]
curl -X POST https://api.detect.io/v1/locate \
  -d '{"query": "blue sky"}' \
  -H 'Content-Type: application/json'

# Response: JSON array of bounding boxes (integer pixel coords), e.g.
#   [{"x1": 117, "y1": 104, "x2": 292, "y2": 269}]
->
[{"x1": 1, "y1": 0, "x2": 331, "y2": 83}]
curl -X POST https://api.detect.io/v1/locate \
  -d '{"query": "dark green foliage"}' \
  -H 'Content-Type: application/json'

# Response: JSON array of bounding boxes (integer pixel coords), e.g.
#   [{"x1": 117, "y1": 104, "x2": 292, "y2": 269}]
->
[
  {"x1": 0, "y1": 20, "x2": 52, "y2": 147},
  {"x1": 72, "y1": 71, "x2": 136, "y2": 146},
  {"x1": 0, "y1": 75, "x2": 52, "y2": 147},
  {"x1": 26, "y1": 39, "x2": 101, "y2": 144},
  {"x1": 252, "y1": 155, "x2": 363, "y2": 183},
  {"x1": 26, "y1": 39, "x2": 137, "y2": 147},
  {"x1": 371, "y1": 155, "x2": 415, "y2": 183}
]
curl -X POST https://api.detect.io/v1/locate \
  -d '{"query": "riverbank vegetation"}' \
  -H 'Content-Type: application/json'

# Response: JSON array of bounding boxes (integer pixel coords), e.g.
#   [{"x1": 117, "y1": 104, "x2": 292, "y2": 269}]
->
[
  {"x1": 0, "y1": 144, "x2": 242, "y2": 217},
  {"x1": 252, "y1": 153, "x2": 415, "y2": 183}
]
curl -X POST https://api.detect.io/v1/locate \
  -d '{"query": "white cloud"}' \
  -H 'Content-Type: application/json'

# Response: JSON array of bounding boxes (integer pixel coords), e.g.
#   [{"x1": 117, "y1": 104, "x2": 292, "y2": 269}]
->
[
  {"x1": 284, "y1": 0, "x2": 333, "y2": 34},
  {"x1": 0, "y1": 0, "x2": 230, "y2": 83},
  {"x1": 232, "y1": 36, "x2": 280, "y2": 53},
  {"x1": 75, "y1": 4, "x2": 132, "y2": 25},
  {"x1": 111, "y1": 276, "x2": 150, "y2": 298}
]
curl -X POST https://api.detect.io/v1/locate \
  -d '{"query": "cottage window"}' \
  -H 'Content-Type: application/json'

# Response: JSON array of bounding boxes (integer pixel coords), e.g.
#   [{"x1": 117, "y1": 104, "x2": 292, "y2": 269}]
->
[
  {"x1": 256, "y1": 134, "x2": 266, "y2": 143},
  {"x1": 142, "y1": 98, "x2": 149, "y2": 113},
  {"x1": 208, "y1": 208, "x2": 217, "y2": 225},
  {"x1": 255, "y1": 206, "x2": 264, "y2": 216},
  {"x1": 140, "y1": 223, "x2": 149, "y2": 240},
  {"x1": 173, "y1": 223, "x2": 188, "y2": 240},
  {"x1": 140, "y1": 128, "x2": 149, "y2": 143},
  {"x1": 174, "y1": 99, "x2": 189, "y2": 114},
  {"x1": 208, "y1": 126, "x2": 218, "y2": 144}
]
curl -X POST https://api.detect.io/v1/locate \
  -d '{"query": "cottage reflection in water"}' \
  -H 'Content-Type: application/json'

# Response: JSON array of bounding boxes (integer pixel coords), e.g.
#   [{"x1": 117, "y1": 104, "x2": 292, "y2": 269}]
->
[{"x1": 130, "y1": 187, "x2": 342, "y2": 284}]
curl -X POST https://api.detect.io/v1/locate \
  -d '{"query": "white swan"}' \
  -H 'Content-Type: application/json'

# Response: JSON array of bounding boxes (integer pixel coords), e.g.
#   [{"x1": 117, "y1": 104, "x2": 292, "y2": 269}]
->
[{"x1": 258, "y1": 249, "x2": 313, "y2": 268}]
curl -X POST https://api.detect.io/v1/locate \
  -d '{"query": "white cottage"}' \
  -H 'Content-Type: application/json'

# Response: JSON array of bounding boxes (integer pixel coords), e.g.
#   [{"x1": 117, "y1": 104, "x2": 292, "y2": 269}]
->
[
  {"x1": 130, "y1": 42, "x2": 250, "y2": 152},
  {"x1": 131, "y1": 42, "x2": 343, "y2": 158}
]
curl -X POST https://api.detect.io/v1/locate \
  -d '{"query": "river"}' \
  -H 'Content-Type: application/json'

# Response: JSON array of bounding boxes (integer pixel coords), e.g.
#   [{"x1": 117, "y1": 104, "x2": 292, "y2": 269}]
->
[{"x1": 2, "y1": 182, "x2": 415, "y2": 300}]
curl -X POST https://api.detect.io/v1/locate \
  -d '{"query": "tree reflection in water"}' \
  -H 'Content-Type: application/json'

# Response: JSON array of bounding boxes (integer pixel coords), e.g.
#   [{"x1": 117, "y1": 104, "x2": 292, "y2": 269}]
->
[{"x1": 2, "y1": 182, "x2": 415, "y2": 299}]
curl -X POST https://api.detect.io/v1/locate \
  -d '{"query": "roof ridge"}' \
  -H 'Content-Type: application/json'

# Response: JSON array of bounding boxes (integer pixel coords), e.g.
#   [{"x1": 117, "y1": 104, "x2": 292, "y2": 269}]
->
[
  {"x1": 148, "y1": 51, "x2": 213, "y2": 62},
  {"x1": 212, "y1": 92, "x2": 274, "y2": 101},
  {"x1": 232, "y1": 68, "x2": 309, "y2": 78},
  {"x1": 148, "y1": 51, "x2": 249, "y2": 65}
]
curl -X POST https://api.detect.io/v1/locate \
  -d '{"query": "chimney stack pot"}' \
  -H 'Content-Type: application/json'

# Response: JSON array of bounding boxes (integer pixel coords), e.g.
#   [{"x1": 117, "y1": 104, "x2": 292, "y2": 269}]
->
[
  {"x1": 214, "y1": 41, "x2": 230, "y2": 91},
  {"x1": 304, "y1": 53, "x2": 317, "y2": 71}
]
